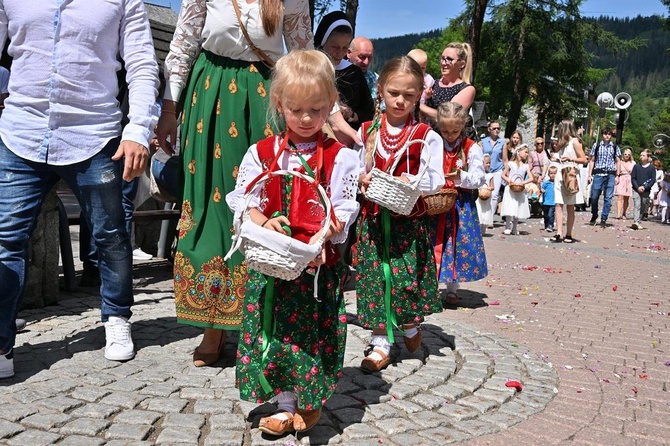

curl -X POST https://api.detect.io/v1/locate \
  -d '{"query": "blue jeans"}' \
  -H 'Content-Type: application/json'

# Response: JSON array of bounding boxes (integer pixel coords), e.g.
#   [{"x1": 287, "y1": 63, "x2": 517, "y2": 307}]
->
[
  {"x1": 542, "y1": 204, "x2": 555, "y2": 229},
  {"x1": 0, "y1": 138, "x2": 133, "y2": 353},
  {"x1": 590, "y1": 173, "x2": 616, "y2": 221},
  {"x1": 81, "y1": 172, "x2": 138, "y2": 269}
]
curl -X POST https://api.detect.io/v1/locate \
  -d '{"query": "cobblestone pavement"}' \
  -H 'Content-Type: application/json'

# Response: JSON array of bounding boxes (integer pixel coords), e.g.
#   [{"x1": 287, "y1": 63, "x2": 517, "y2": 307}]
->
[{"x1": 1, "y1": 211, "x2": 668, "y2": 445}]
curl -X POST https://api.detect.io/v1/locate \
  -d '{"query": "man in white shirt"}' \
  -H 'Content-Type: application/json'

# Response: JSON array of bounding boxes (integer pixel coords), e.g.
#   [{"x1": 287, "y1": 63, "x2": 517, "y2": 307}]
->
[{"x1": 0, "y1": 0, "x2": 159, "y2": 379}]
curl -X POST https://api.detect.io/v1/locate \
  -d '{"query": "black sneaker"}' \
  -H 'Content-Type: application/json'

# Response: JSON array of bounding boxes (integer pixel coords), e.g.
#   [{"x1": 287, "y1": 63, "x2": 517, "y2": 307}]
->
[
  {"x1": 589, "y1": 216, "x2": 598, "y2": 226},
  {"x1": 599, "y1": 220, "x2": 607, "y2": 228}
]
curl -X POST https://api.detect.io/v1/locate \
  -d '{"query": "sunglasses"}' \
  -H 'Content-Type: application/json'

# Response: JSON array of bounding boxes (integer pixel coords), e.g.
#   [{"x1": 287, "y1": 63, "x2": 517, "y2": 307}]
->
[
  {"x1": 490, "y1": 127, "x2": 500, "y2": 131},
  {"x1": 536, "y1": 142, "x2": 545, "y2": 145},
  {"x1": 440, "y1": 56, "x2": 457, "y2": 64}
]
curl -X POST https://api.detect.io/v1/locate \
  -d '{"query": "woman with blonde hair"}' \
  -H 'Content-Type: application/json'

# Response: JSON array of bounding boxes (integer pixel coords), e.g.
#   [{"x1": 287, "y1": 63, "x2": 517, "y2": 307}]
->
[
  {"x1": 549, "y1": 120, "x2": 588, "y2": 243},
  {"x1": 420, "y1": 42, "x2": 475, "y2": 128},
  {"x1": 614, "y1": 148, "x2": 635, "y2": 219}
]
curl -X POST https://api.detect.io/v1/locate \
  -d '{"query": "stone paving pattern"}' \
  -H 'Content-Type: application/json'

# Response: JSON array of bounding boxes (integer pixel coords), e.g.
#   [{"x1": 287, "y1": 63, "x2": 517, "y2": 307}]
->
[{"x1": 1, "y1": 211, "x2": 668, "y2": 445}]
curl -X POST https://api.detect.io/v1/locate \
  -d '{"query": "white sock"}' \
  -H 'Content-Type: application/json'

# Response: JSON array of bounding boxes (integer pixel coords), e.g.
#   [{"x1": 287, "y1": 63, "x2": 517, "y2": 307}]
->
[
  {"x1": 274, "y1": 391, "x2": 296, "y2": 416},
  {"x1": 367, "y1": 335, "x2": 391, "y2": 360},
  {"x1": 403, "y1": 326, "x2": 418, "y2": 338},
  {"x1": 505, "y1": 217, "x2": 512, "y2": 230},
  {"x1": 447, "y1": 282, "x2": 460, "y2": 294}
]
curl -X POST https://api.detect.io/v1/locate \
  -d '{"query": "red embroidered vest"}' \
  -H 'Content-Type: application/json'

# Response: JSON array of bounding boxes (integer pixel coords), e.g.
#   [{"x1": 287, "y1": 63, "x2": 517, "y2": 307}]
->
[
  {"x1": 360, "y1": 121, "x2": 431, "y2": 218},
  {"x1": 444, "y1": 137, "x2": 475, "y2": 189},
  {"x1": 255, "y1": 133, "x2": 344, "y2": 266}
]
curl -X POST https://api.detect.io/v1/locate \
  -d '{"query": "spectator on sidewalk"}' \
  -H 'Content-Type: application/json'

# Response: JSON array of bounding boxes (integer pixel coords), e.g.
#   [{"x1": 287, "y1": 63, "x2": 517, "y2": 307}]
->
[
  {"x1": 630, "y1": 149, "x2": 656, "y2": 230},
  {"x1": 549, "y1": 120, "x2": 587, "y2": 244},
  {"x1": 348, "y1": 36, "x2": 378, "y2": 99},
  {"x1": 587, "y1": 127, "x2": 621, "y2": 227},
  {"x1": 530, "y1": 137, "x2": 549, "y2": 183},
  {"x1": 480, "y1": 121, "x2": 506, "y2": 218},
  {"x1": 0, "y1": 0, "x2": 159, "y2": 379},
  {"x1": 541, "y1": 166, "x2": 558, "y2": 231},
  {"x1": 615, "y1": 148, "x2": 635, "y2": 220}
]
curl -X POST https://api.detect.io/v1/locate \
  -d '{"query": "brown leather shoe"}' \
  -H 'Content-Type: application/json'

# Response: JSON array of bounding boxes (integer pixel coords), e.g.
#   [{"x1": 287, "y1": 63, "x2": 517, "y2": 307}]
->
[
  {"x1": 360, "y1": 347, "x2": 392, "y2": 373},
  {"x1": 403, "y1": 326, "x2": 422, "y2": 353},
  {"x1": 193, "y1": 329, "x2": 226, "y2": 367},
  {"x1": 293, "y1": 408, "x2": 321, "y2": 432},
  {"x1": 259, "y1": 411, "x2": 295, "y2": 436}
]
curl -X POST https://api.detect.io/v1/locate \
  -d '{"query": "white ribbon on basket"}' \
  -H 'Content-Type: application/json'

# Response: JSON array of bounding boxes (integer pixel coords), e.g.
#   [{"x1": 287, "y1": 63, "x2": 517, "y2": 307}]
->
[{"x1": 224, "y1": 169, "x2": 332, "y2": 298}]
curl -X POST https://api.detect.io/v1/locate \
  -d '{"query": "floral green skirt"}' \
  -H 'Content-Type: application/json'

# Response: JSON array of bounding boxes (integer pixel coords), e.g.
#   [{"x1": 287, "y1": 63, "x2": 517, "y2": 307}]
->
[
  {"x1": 353, "y1": 213, "x2": 441, "y2": 332},
  {"x1": 236, "y1": 265, "x2": 347, "y2": 410},
  {"x1": 173, "y1": 51, "x2": 275, "y2": 330}
]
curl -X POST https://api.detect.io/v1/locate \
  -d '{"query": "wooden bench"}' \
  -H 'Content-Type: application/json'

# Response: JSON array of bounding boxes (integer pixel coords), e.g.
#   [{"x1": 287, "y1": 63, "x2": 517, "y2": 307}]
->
[{"x1": 56, "y1": 190, "x2": 180, "y2": 291}]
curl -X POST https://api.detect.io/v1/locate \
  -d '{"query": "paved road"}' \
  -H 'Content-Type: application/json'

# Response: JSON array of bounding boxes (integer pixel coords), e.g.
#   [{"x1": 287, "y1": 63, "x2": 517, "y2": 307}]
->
[{"x1": 1, "y1": 211, "x2": 668, "y2": 445}]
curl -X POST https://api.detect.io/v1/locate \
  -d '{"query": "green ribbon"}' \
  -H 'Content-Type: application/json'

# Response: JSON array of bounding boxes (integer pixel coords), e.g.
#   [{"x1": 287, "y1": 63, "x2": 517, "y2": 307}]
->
[
  {"x1": 380, "y1": 208, "x2": 400, "y2": 343},
  {"x1": 259, "y1": 276, "x2": 276, "y2": 394}
]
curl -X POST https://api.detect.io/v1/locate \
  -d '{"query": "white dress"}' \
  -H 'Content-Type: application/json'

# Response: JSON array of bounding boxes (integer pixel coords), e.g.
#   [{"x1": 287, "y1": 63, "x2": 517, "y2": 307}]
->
[
  {"x1": 501, "y1": 161, "x2": 530, "y2": 219},
  {"x1": 551, "y1": 138, "x2": 584, "y2": 206},
  {"x1": 476, "y1": 172, "x2": 494, "y2": 225}
]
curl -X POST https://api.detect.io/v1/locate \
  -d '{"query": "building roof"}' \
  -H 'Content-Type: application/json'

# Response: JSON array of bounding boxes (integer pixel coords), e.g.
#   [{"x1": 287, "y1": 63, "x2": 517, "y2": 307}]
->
[{"x1": 144, "y1": 2, "x2": 178, "y2": 69}]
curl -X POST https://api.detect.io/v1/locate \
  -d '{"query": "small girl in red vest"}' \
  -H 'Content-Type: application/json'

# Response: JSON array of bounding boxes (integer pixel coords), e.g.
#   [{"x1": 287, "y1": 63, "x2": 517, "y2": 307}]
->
[
  {"x1": 226, "y1": 50, "x2": 360, "y2": 437},
  {"x1": 354, "y1": 56, "x2": 445, "y2": 373},
  {"x1": 431, "y1": 102, "x2": 488, "y2": 305}
]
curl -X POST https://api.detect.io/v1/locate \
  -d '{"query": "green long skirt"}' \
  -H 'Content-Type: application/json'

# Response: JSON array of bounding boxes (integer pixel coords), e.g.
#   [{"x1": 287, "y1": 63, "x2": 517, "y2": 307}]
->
[
  {"x1": 236, "y1": 265, "x2": 347, "y2": 410},
  {"x1": 173, "y1": 51, "x2": 275, "y2": 329}
]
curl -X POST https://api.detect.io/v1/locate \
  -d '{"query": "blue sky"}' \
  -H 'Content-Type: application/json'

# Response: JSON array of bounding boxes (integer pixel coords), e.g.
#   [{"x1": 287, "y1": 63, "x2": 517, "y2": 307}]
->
[{"x1": 149, "y1": 0, "x2": 667, "y2": 39}]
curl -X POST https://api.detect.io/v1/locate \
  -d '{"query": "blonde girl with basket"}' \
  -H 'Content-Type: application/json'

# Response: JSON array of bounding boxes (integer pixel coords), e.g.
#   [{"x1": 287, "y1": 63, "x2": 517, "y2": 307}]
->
[
  {"x1": 500, "y1": 144, "x2": 533, "y2": 235},
  {"x1": 354, "y1": 56, "x2": 445, "y2": 373},
  {"x1": 431, "y1": 102, "x2": 487, "y2": 305},
  {"x1": 476, "y1": 153, "x2": 494, "y2": 234},
  {"x1": 225, "y1": 50, "x2": 360, "y2": 437}
]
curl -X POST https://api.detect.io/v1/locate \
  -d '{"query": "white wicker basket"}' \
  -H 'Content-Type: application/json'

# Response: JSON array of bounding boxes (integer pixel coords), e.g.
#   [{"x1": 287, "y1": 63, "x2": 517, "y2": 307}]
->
[
  {"x1": 365, "y1": 138, "x2": 431, "y2": 215},
  {"x1": 224, "y1": 170, "x2": 331, "y2": 281}
]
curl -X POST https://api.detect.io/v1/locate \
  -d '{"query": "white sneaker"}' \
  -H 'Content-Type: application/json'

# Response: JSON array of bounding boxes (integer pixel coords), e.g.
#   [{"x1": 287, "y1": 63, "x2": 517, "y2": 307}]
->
[
  {"x1": 132, "y1": 248, "x2": 153, "y2": 261},
  {"x1": 631, "y1": 222, "x2": 639, "y2": 230},
  {"x1": 503, "y1": 229, "x2": 512, "y2": 235},
  {"x1": 104, "y1": 316, "x2": 135, "y2": 361},
  {"x1": 0, "y1": 349, "x2": 14, "y2": 379}
]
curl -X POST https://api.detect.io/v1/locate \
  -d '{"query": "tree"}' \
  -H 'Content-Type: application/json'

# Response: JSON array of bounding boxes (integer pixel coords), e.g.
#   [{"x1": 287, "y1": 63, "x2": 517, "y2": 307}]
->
[
  {"x1": 465, "y1": 0, "x2": 489, "y2": 82},
  {"x1": 308, "y1": 0, "x2": 359, "y2": 32},
  {"x1": 476, "y1": 0, "x2": 641, "y2": 138}
]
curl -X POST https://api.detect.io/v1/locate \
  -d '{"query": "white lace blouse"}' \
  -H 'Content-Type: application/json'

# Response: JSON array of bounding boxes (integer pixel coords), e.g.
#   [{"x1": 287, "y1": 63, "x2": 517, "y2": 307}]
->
[
  {"x1": 225, "y1": 139, "x2": 361, "y2": 245},
  {"x1": 355, "y1": 123, "x2": 446, "y2": 195},
  {"x1": 163, "y1": 0, "x2": 313, "y2": 102}
]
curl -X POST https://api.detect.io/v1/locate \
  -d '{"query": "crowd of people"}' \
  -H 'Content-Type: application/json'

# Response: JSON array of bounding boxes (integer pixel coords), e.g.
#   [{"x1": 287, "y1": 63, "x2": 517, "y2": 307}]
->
[{"x1": 1, "y1": 1, "x2": 667, "y2": 439}]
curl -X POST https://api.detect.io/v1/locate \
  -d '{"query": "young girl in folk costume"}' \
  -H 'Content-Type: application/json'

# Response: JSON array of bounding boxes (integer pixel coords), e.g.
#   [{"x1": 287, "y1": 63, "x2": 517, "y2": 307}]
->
[
  {"x1": 549, "y1": 120, "x2": 587, "y2": 243},
  {"x1": 476, "y1": 153, "x2": 494, "y2": 235},
  {"x1": 659, "y1": 171, "x2": 670, "y2": 224},
  {"x1": 501, "y1": 144, "x2": 533, "y2": 235},
  {"x1": 354, "y1": 56, "x2": 445, "y2": 373},
  {"x1": 431, "y1": 102, "x2": 487, "y2": 305},
  {"x1": 225, "y1": 50, "x2": 360, "y2": 436}
]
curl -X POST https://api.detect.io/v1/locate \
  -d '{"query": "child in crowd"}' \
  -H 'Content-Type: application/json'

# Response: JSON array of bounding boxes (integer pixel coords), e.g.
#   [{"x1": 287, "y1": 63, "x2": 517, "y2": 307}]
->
[
  {"x1": 431, "y1": 102, "x2": 487, "y2": 305},
  {"x1": 354, "y1": 56, "x2": 445, "y2": 373},
  {"x1": 476, "y1": 153, "x2": 494, "y2": 235},
  {"x1": 541, "y1": 166, "x2": 558, "y2": 231},
  {"x1": 225, "y1": 50, "x2": 360, "y2": 436},
  {"x1": 502, "y1": 130, "x2": 523, "y2": 166},
  {"x1": 630, "y1": 149, "x2": 656, "y2": 230},
  {"x1": 407, "y1": 48, "x2": 435, "y2": 108},
  {"x1": 659, "y1": 171, "x2": 670, "y2": 224},
  {"x1": 501, "y1": 143, "x2": 532, "y2": 235}
]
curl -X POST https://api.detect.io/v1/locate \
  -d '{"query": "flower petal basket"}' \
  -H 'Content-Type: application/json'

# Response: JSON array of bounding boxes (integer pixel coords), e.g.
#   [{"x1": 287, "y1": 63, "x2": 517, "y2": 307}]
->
[
  {"x1": 423, "y1": 187, "x2": 458, "y2": 215},
  {"x1": 224, "y1": 170, "x2": 330, "y2": 281},
  {"x1": 365, "y1": 139, "x2": 431, "y2": 216}
]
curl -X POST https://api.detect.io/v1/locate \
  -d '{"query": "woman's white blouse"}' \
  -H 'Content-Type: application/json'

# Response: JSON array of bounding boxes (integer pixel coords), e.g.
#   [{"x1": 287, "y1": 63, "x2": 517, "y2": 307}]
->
[
  {"x1": 164, "y1": 0, "x2": 313, "y2": 102},
  {"x1": 226, "y1": 139, "x2": 361, "y2": 245}
]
